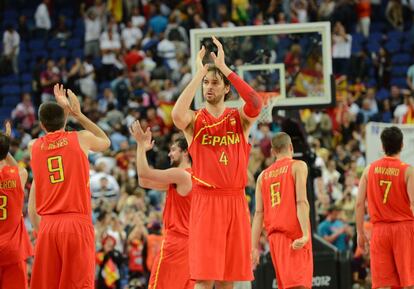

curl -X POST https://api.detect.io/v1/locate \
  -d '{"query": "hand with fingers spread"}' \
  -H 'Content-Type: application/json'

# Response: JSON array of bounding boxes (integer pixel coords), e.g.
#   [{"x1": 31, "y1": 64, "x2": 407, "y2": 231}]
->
[
  {"x1": 54, "y1": 84, "x2": 69, "y2": 109},
  {"x1": 196, "y1": 45, "x2": 209, "y2": 76},
  {"x1": 129, "y1": 120, "x2": 154, "y2": 152},
  {"x1": 67, "y1": 89, "x2": 82, "y2": 117},
  {"x1": 210, "y1": 36, "x2": 227, "y2": 70}
]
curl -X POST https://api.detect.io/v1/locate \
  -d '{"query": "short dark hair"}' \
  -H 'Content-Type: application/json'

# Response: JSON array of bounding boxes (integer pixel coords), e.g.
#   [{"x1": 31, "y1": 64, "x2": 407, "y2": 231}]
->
[
  {"x1": 206, "y1": 65, "x2": 232, "y2": 100},
  {"x1": 173, "y1": 137, "x2": 192, "y2": 164},
  {"x1": 38, "y1": 102, "x2": 66, "y2": 132},
  {"x1": 381, "y1": 126, "x2": 403, "y2": 156},
  {"x1": 0, "y1": 133, "x2": 10, "y2": 160},
  {"x1": 174, "y1": 137, "x2": 188, "y2": 152}
]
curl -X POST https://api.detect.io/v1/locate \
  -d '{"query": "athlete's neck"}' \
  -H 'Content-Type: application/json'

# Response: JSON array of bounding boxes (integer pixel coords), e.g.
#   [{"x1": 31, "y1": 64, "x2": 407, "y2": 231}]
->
[
  {"x1": 384, "y1": 153, "x2": 400, "y2": 160},
  {"x1": 46, "y1": 128, "x2": 65, "y2": 134},
  {"x1": 275, "y1": 154, "x2": 292, "y2": 161},
  {"x1": 205, "y1": 102, "x2": 226, "y2": 118},
  {"x1": 178, "y1": 161, "x2": 191, "y2": 169}
]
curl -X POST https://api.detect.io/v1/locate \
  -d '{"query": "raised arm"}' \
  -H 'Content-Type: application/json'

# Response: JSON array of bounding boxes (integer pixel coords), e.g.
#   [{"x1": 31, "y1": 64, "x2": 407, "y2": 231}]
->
[
  {"x1": 129, "y1": 120, "x2": 192, "y2": 196},
  {"x1": 292, "y1": 160, "x2": 311, "y2": 250},
  {"x1": 171, "y1": 46, "x2": 209, "y2": 135},
  {"x1": 210, "y1": 36, "x2": 263, "y2": 131},
  {"x1": 356, "y1": 166, "x2": 369, "y2": 254},
  {"x1": 54, "y1": 84, "x2": 111, "y2": 153},
  {"x1": 28, "y1": 140, "x2": 41, "y2": 230},
  {"x1": 3, "y1": 122, "x2": 28, "y2": 187},
  {"x1": 251, "y1": 172, "x2": 264, "y2": 268}
]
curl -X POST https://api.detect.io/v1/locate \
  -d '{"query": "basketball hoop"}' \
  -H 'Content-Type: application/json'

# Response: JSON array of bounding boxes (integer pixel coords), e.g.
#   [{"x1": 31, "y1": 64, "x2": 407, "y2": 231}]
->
[{"x1": 257, "y1": 92, "x2": 280, "y2": 124}]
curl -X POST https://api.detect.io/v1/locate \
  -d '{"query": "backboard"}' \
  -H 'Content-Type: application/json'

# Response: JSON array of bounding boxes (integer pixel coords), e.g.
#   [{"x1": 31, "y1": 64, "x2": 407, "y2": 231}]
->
[{"x1": 190, "y1": 22, "x2": 334, "y2": 121}]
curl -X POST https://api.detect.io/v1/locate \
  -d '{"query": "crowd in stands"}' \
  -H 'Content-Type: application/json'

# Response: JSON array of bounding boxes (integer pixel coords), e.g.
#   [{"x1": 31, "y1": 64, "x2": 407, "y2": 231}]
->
[{"x1": 2, "y1": 0, "x2": 414, "y2": 288}]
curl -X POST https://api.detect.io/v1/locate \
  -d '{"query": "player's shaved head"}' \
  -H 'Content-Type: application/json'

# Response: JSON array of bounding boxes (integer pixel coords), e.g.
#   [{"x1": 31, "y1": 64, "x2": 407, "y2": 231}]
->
[
  {"x1": 38, "y1": 102, "x2": 66, "y2": 132},
  {"x1": 0, "y1": 132, "x2": 10, "y2": 160},
  {"x1": 271, "y1": 132, "x2": 292, "y2": 153}
]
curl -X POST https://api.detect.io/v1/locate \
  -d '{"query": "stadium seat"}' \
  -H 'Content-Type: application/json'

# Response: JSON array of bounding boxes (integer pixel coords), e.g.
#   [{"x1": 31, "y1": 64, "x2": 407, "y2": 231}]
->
[{"x1": 376, "y1": 88, "x2": 390, "y2": 101}]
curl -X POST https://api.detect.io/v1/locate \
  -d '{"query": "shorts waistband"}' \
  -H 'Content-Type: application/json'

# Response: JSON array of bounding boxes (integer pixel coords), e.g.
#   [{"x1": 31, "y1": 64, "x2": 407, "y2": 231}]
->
[
  {"x1": 193, "y1": 185, "x2": 245, "y2": 196},
  {"x1": 373, "y1": 220, "x2": 414, "y2": 227},
  {"x1": 41, "y1": 213, "x2": 92, "y2": 224}
]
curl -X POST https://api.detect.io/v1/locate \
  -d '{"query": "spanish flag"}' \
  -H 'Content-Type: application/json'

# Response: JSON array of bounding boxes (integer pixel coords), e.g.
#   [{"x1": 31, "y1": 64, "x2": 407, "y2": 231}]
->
[
  {"x1": 102, "y1": 258, "x2": 120, "y2": 288},
  {"x1": 107, "y1": 0, "x2": 123, "y2": 22}
]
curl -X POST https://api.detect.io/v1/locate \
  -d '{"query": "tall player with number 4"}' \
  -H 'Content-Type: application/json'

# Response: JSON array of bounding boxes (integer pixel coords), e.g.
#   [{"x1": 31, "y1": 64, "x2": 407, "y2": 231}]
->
[
  {"x1": 172, "y1": 36, "x2": 262, "y2": 289},
  {"x1": 356, "y1": 126, "x2": 414, "y2": 289},
  {"x1": 28, "y1": 84, "x2": 111, "y2": 289}
]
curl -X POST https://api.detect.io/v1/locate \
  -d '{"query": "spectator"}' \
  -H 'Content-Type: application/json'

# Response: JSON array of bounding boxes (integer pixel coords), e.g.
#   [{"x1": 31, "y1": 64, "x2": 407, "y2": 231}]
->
[
  {"x1": 96, "y1": 235, "x2": 124, "y2": 289},
  {"x1": 11, "y1": 93, "x2": 36, "y2": 131},
  {"x1": 39, "y1": 59, "x2": 61, "y2": 102},
  {"x1": 90, "y1": 162, "x2": 120, "y2": 201},
  {"x1": 2, "y1": 24, "x2": 20, "y2": 74},
  {"x1": 79, "y1": 56, "x2": 98, "y2": 99},
  {"x1": 356, "y1": 0, "x2": 371, "y2": 37},
  {"x1": 406, "y1": 62, "x2": 414, "y2": 93},
  {"x1": 318, "y1": 205, "x2": 352, "y2": 252},
  {"x1": 34, "y1": 0, "x2": 51, "y2": 39},
  {"x1": 156, "y1": 32, "x2": 178, "y2": 71},
  {"x1": 332, "y1": 22, "x2": 352, "y2": 76},
  {"x1": 386, "y1": 0, "x2": 404, "y2": 31},
  {"x1": 121, "y1": 21, "x2": 143, "y2": 50},
  {"x1": 148, "y1": 6, "x2": 168, "y2": 34},
  {"x1": 318, "y1": 0, "x2": 336, "y2": 21},
  {"x1": 100, "y1": 29, "x2": 122, "y2": 81},
  {"x1": 131, "y1": 6, "x2": 146, "y2": 29},
  {"x1": 83, "y1": 9, "x2": 102, "y2": 59}
]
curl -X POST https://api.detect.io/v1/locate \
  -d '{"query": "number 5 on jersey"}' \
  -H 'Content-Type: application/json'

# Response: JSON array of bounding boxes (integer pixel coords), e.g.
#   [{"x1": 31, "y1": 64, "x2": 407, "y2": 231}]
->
[{"x1": 48, "y1": 156, "x2": 65, "y2": 184}]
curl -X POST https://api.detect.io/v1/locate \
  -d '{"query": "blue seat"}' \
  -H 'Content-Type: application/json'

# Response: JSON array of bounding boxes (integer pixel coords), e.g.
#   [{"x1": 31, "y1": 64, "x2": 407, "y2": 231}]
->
[
  {"x1": 387, "y1": 30, "x2": 404, "y2": 42},
  {"x1": 71, "y1": 49, "x2": 84, "y2": 59},
  {"x1": 351, "y1": 32, "x2": 365, "y2": 43},
  {"x1": 368, "y1": 32, "x2": 383, "y2": 43},
  {"x1": 31, "y1": 50, "x2": 48, "y2": 58},
  {"x1": 2, "y1": 85, "x2": 21, "y2": 96},
  {"x1": 22, "y1": 84, "x2": 32, "y2": 93},
  {"x1": 99, "y1": 82, "x2": 111, "y2": 92},
  {"x1": 51, "y1": 49, "x2": 69, "y2": 60},
  {"x1": 20, "y1": 73, "x2": 32, "y2": 84},
  {"x1": 2, "y1": 96, "x2": 19, "y2": 107},
  {"x1": 391, "y1": 66, "x2": 408, "y2": 77},
  {"x1": 1, "y1": 75, "x2": 19, "y2": 85},
  {"x1": 29, "y1": 40, "x2": 45, "y2": 51},
  {"x1": 67, "y1": 38, "x2": 82, "y2": 50},
  {"x1": 370, "y1": 22, "x2": 384, "y2": 33},
  {"x1": 47, "y1": 39, "x2": 63, "y2": 50},
  {"x1": 3, "y1": 10, "x2": 18, "y2": 20},
  {"x1": 367, "y1": 42, "x2": 381, "y2": 53},
  {"x1": 385, "y1": 41, "x2": 401, "y2": 54},
  {"x1": 402, "y1": 42, "x2": 413, "y2": 53},
  {"x1": 391, "y1": 53, "x2": 411, "y2": 65},
  {"x1": 390, "y1": 77, "x2": 408, "y2": 88},
  {"x1": 376, "y1": 88, "x2": 390, "y2": 101}
]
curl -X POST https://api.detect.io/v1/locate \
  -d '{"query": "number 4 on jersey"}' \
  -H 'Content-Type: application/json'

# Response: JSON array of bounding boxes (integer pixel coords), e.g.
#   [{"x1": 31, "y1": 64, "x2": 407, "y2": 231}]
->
[{"x1": 219, "y1": 152, "x2": 229, "y2": 165}]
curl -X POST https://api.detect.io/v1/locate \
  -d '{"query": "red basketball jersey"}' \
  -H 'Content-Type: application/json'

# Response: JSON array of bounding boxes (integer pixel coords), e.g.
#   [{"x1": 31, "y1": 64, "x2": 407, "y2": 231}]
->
[
  {"x1": 189, "y1": 108, "x2": 250, "y2": 189},
  {"x1": 367, "y1": 157, "x2": 414, "y2": 223},
  {"x1": 163, "y1": 170, "x2": 192, "y2": 236},
  {"x1": 31, "y1": 131, "x2": 91, "y2": 216},
  {"x1": 261, "y1": 158, "x2": 302, "y2": 239},
  {"x1": 0, "y1": 165, "x2": 33, "y2": 266}
]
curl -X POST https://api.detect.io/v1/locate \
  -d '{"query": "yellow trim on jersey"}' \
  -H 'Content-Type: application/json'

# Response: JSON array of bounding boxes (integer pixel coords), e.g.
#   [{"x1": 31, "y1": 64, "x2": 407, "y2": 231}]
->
[
  {"x1": 192, "y1": 175, "x2": 216, "y2": 188},
  {"x1": 193, "y1": 110, "x2": 234, "y2": 141},
  {"x1": 150, "y1": 235, "x2": 166, "y2": 289}
]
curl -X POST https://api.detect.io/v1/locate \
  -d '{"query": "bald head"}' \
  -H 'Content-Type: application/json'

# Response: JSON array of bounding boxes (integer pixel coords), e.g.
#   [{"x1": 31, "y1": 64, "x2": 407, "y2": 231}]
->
[{"x1": 271, "y1": 132, "x2": 292, "y2": 153}]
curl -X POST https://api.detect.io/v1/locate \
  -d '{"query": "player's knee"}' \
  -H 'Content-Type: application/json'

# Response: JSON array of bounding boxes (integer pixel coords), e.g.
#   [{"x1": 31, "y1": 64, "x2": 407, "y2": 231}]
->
[
  {"x1": 195, "y1": 280, "x2": 214, "y2": 289},
  {"x1": 215, "y1": 281, "x2": 234, "y2": 289}
]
